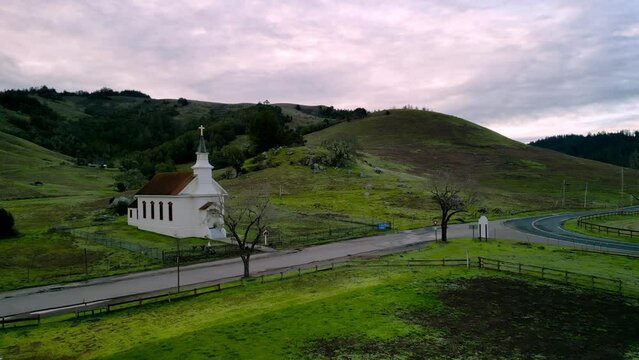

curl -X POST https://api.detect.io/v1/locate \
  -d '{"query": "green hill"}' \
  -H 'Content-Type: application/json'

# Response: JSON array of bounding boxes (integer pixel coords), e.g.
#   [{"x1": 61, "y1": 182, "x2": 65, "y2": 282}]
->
[
  {"x1": 0, "y1": 131, "x2": 115, "y2": 200},
  {"x1": 304, "y1": 110, "x2": 637, "y2": 209},
  {"x1": 225, "y1": 109, "x2": 638, "y2": 230}
]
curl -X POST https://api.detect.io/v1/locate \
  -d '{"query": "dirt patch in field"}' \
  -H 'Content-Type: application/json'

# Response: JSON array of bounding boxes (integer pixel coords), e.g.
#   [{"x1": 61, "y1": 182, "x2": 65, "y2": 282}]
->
[{"x1": 308, "y1": 277, "x2": 639, "y2": 359}]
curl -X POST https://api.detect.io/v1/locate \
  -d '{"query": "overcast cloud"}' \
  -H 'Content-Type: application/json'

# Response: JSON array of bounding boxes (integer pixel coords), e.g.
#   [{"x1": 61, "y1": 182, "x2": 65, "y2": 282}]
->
[{"x1": 1, "y1": 0, "x2": 637, "y2": 142}]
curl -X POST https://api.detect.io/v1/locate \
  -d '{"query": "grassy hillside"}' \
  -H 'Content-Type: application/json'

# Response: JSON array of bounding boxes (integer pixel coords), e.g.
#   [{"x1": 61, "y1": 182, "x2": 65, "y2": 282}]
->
[
  {"x1": 0, "y1": 131, "x2": 115, "y2": 200},
  {"x1": 305, "y1": 109, "x2": 639, "y2": 209},
  {"x1": 2, "y1": 240, "x2": 638, "y2": 359}
]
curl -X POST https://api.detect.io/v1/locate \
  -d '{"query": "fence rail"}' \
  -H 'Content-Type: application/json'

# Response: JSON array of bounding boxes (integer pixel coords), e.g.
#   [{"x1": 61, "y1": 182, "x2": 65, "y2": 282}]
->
[
  {"x1": 477, "y1": 257, "x2": 639, "y2": 298},
  {"x1": 52, "y1": 226, "x2": 240, "y2": 265},
  {"x1": 0, "y1": 261, "x2": 346, "y2": 329},
  {"x1": 268, "y1": 223, "x2": 389, "y2": 249},
  {"x1": 576, "y1": 210, "x2": 639, "y2": 238},
  {"x1": 350, "y1": 258, "x2": 469, "y2": 267},
  {"x1": 4, "y1": 254, "x2": 636, "y2": 329}
]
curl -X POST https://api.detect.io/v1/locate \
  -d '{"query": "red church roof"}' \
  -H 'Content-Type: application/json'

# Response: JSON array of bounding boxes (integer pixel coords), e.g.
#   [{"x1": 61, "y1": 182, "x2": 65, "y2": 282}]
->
[{"x1": 136, "y1": 172, "x2": 195, "y2": 196}]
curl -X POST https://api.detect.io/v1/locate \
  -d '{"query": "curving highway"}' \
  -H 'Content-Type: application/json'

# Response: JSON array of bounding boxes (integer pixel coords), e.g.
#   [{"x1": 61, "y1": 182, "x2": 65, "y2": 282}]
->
[{"x1": 504, "y1": 207, "x2": 639, "y2": 254}]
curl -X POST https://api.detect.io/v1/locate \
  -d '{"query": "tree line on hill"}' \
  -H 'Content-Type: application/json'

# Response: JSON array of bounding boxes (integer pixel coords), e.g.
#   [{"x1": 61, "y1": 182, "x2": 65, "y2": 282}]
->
[
  {"x1": 1, "y1": 87, "x2": 372, "y2": 187},
  {"x1": 118, "y1": 103, "x2": 305, "y2": 179},
  {"x1": 0, "y1": 87, "x2": 181, "y2": 163},
  {"x1": 529, "y1": 131, "x2": 639, "y2": 168}
]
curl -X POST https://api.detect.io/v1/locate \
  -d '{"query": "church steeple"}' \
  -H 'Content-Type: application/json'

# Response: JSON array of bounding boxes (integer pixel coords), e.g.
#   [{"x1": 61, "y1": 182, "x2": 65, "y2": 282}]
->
[
  {"x1": 191, "y1": 125, "x2": 214, "y2": 194},
  {"x1": 197, "y1": 125, "x2": 207, "y2": 153}
]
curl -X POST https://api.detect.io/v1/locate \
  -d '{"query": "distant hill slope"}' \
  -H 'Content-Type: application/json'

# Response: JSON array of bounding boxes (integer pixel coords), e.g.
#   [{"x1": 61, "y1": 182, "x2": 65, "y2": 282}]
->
[
  {"x1": 530, "y1": 132, "x2": 639, "y2": 168},
  {"x1": 305, "y1": 110, "x2": 639, "y2": 209},
  {"x1": 0, "y1": 131, "x2": 114, "y2": 200},
  {"x1": 0, "y1": 89, "x2": 336, "y2": 171}
]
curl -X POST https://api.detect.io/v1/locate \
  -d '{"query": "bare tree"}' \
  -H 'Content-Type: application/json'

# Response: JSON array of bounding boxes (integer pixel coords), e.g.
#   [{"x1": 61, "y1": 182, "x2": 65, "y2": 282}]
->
[
  {"x1": 217, "y1": 196, "x2": 270, "y2": 278},
  {"x1": 431, "y1": 183, "x2": 476, "y2": 241}
]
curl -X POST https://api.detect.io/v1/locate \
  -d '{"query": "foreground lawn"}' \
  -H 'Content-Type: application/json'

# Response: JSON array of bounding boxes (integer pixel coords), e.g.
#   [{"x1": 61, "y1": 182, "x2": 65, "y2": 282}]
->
[{"x1": 1, "y1": 240, "x2": 638, "y2": 359}]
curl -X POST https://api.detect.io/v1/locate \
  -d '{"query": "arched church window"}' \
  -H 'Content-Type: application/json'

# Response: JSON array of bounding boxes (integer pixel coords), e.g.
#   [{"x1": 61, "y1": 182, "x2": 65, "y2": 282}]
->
[
  {"x1": 159, "y1": 201, "x2": 164, "y2": 220},
  {"x1": 151, "y1": 201, "x2": 155, "y2": 219},
  {"x1": 143, "y1": 201, "x2": 147, "y2": 218},
  {"x1": 168, "y1": 202, "x2": 173, "y2": 221}
]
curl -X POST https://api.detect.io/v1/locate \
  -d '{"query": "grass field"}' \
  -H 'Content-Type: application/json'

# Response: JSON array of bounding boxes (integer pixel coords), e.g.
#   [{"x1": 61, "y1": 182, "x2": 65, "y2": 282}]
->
[
  {"x1": 0, "y1": 231, "x2": 158, "y2": 292},
  {"x1": 1, "y1": 239, "x2": 637, "y2": 359},
  {"x1": 587, "y1": 213, "x2": 639, "y2": 231}
]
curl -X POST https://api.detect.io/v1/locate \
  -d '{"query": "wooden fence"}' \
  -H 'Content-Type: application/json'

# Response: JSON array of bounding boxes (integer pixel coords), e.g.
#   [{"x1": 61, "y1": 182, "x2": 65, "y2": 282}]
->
[
  {"x1": 576, "y1": 210, "x2": 639, "y2": 238},
  {"x1": 0, "y1": 261, "x2": 343, "y2": 329},
  {"x1": 477, "y1": 257, "x2": 639, "y2": 298},
  {"x1": 268, "y1": 223, "x2": 388, "y2": 249},
  {"x1": 0, "y1": 256, "x2": 455, "y2": 329},
  {"x1": 52, "y1": 226, "x2": 242, "y2": 265},
  {"x1": 4, "y1": 255, "x2": 636, "y2": 329}
]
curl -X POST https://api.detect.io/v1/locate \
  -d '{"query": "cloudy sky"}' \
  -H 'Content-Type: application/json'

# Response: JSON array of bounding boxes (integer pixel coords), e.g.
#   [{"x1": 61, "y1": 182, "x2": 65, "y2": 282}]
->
[{"x1": 1, "y1": 1, "x2": 638, "y2": 142}]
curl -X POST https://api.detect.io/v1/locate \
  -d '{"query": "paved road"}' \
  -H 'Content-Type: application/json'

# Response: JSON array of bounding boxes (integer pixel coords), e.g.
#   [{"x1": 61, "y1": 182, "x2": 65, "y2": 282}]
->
[
  {"x1": 0, "y1": 225, "x2": 473, "y2": 317},
  {"x1": 2, "y1": 208, "x2": 636, "y2": 317},
  {"x1": 505, "y1": 207, "x2": 639, "y2": 254}
]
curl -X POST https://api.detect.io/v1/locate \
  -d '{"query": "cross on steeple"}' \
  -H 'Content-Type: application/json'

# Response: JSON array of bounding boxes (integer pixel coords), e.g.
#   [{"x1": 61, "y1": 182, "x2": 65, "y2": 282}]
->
[{"x1": 198, "y1": 125, "x2": 205, "y2": 136}]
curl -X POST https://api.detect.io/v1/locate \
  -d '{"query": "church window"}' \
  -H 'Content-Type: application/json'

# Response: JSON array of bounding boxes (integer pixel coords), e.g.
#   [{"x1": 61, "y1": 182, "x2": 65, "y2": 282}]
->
[
  {"x1": 143, "y1": 201, "x2": 147, "y2": 218},
  {"x1": 159, "y1": 201, "x2": 164, "y2": 220},
  {"x1": 151, "y1": 201, "x2": 155, "y2": 219},
  {"x1": 129, "y1": 209, "x2": 132, "y2": 218},
  {"x1": 168, "y1": 202, "x2": 173, "y2": 221}
]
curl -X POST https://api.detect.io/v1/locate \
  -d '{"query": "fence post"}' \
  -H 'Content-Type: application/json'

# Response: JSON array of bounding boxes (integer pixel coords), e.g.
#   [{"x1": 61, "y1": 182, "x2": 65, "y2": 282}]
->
[
  {"x1": 497, "y1": 260, "x2": 501, "y2": 271},
  {"x1": 591, "y1": 276, "x2": 595, "y2": 289},
  {"x1": 518, "y1": 263, "x2": 522, "y2": 274},
  {"x1": 541, "y1": 267, "x2": 545, "y2": 279},
  {"x1": 564, "y1": 271, "x2": 568, "y2": 284},
  {"x1": 84, "y1": 248, "x2": 88, "y2": 278}
]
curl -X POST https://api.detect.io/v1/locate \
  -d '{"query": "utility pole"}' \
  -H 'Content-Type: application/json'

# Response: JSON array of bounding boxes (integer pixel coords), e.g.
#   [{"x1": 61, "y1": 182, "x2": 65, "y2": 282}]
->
[
  {"x1": 621, "y1": 167, "x2": 625, "y2": 210},
  {"x1": 583, "y1": 182, "x2": 588, "y2": 209},
  {"x1": 561, "y1": 179, "x2": 566, "y2": 208}
]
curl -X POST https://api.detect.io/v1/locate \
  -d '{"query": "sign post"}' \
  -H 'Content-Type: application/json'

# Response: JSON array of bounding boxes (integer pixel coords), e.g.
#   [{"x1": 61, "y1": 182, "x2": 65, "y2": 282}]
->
[
  {"x1": 478, "y1": 216, "x2": 489, "y2": 241},
  {"x1": 262, "y1": 229, "x2": 270, "y2": 246}
]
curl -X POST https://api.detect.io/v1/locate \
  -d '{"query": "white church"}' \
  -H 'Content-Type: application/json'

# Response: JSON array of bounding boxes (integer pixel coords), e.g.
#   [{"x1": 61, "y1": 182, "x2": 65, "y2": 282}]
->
[{"x1": 127, "y1": 126, "x2": 227, "y2": 239}]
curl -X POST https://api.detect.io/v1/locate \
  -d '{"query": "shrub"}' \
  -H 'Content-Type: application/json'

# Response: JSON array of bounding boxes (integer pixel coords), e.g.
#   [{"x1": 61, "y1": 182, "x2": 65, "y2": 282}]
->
[
  {"x1": 110, "y1": 197, "x2": 132, "y2": 216},
  {"x1": 0, "y1": 208, "x2": 17, "y2": 238}
]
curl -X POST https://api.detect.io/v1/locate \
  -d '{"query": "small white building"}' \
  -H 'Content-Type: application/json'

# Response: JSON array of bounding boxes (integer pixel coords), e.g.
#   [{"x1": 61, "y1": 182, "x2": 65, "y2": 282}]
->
[{"x1": 127, "y1": 126, "x2": 227, "y2": 239}]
